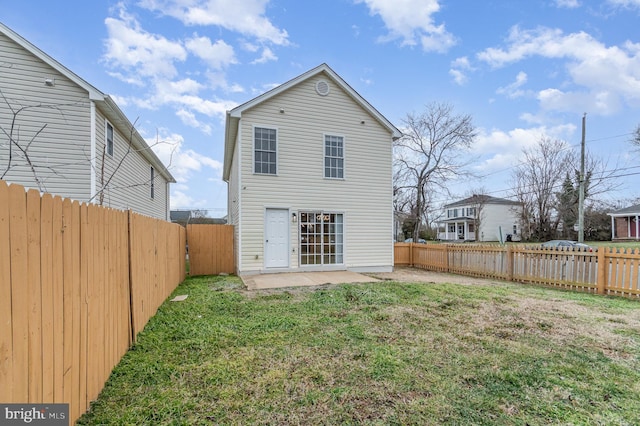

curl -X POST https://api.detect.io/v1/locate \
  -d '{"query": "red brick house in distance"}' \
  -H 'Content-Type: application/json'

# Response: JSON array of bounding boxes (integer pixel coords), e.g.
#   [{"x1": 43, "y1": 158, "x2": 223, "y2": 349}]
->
[{"x1": 609, "y1": 204, "x2": 640, "y2": 241}]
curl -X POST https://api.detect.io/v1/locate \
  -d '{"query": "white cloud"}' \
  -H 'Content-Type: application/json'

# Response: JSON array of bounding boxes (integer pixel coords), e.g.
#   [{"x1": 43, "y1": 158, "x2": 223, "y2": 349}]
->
[
  {"x1": 138, "y1": 0, "x2": 289, "y2": 45},
  {"x1": 205, "y1": 71, "x2": 245, "y2": 93},
  {"x1": 474, "y1": 124, "x2": 577, "y2": 172},
  {"x1": 251, "y1": 47, "x2": 277, "y2": 64},
  {"x1": 555, "y1": 0, "x2": 580, "y2": 8},
  {"x1": 148, "y1": 131, "x2": 223, "y2": 185},
  {"x1": 176, "y1": 109, "x2": 212, "y2": 134},
  {"x1": 185, "y1": 35, "x2": 237, "y2": 69},
  {"x1": 103, "y1": 7, "x2": 186, "y2": 79},
  {"x1": 449, "y1": 56, "x2": 473, "y2": 85},
  {"x1": 170, "y1": 190, "x2": 196, "y2": 209},
  {"x1": 451, "y1": 56, "x2": 472, "y2": 69},
  {"x1": 477, "y1": 26, "x2": 640, "y2": 115},
  {"x1": 356, "y1": 0, "x2": 456, "y2": 52},
  {"x1": 608, "y1": 0, "x2": 640, "y2": 8},
  {"x1": 449, "y1": 69, "x2": 467, "y2": 86},
  {"x1": 497, "y1": 71, "x2": 528, "y2": 98}
]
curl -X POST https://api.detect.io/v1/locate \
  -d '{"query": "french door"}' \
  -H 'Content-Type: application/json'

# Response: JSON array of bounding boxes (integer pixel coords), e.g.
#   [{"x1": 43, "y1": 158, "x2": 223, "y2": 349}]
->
[{"x1": 299, "y1": 212, "x2": 343, "y2": 265}]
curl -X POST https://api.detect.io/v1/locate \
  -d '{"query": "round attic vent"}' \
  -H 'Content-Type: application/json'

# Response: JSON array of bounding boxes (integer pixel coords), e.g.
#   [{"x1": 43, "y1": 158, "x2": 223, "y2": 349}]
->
[{"x1": 315, "y1": 80, "x2": 330, "y2": 96}]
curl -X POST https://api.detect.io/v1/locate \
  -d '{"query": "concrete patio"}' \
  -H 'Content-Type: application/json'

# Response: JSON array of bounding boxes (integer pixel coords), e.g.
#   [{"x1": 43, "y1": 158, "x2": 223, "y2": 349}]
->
[{"x1": 241, "y1": 270, "x2": 379, "y2": 290}]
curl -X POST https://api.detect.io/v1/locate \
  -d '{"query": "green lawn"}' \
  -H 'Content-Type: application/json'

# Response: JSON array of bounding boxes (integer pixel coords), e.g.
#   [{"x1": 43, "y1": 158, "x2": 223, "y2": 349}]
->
[{"x1": 78, "y1": 275, "x2": 640, "y2": 425}]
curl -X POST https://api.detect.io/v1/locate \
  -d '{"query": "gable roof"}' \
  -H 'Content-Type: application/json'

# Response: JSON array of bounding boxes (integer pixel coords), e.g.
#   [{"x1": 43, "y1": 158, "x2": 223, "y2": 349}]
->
[
  {"x1": 0, "y1": 22, "x2": 175, "y2": 183},
  {"x1": 223, "y1": 63, "x2": 402, "y2": 181},
  {"x1": 608, "y1": 203, "x2": 640, "y2": 216},
  {"x1": 444, "y1": 194, "x2": 520, "y2": 208}
]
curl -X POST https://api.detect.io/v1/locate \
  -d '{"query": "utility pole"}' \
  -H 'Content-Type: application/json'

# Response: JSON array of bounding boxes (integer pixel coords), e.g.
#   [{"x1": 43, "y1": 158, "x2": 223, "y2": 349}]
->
[{"x1": 578, "y1": 113, "x2": 586, "y2": 243}]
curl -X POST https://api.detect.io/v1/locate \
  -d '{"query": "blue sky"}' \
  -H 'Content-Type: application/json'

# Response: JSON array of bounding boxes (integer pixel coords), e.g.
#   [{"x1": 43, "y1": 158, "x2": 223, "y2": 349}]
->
[{"x1": 2, "y1": 0, "x2": 639, "y2": 216}]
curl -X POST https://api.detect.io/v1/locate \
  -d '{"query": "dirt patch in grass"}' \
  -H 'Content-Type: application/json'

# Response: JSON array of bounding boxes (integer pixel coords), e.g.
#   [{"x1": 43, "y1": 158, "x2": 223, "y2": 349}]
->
[
  {"x1": 371, "y1": 266, "x2": 509, "y2": 286},
  {"x1": 376, "y1": 267, "x2": 640, "y2": 362}
]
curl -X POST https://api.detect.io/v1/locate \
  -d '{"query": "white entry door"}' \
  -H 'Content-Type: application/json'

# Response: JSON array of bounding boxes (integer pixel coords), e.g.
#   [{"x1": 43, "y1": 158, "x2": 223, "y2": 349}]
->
[{"x1": 265, "y1": 208, "x2": 289, "y2": 268}]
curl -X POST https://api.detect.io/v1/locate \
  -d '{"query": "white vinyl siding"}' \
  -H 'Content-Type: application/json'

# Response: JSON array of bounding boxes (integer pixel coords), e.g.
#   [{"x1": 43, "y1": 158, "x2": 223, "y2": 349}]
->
[
  {"x1": 94, "y1": 108, "x2": 168, "y2": 218},
  {"x1": 235, "y1": 74, "x2": 393, "y2": 273},
  {"x1": 324, "y1": 135, "x2": 344, "y2": 179},
  {"x1": 479, "y1": 204, "x2": 521, "y2": 242},
  {"x1": 0, "y1": 31, "x2": 92, "y2": 200},
  {"x1": 0, "y1": 29, "x2": 171, "y2": 220},
  {"x1": 227, "y1": 134, "x2": 241, "y2": 272}
]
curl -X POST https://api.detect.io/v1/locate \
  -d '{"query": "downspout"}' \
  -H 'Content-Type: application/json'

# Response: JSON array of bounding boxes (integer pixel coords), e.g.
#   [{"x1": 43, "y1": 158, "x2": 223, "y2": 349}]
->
[
  {"x1": 166, "y1": 181, "x2": 170, "y2": 221},
  {"x1": 90, "y1": 101, "x2": 97, "y2": 201},
  {"x1": 237, "y1": 123, "x2": 242, "y2": 274},
  {"x1": 636, "y1": 215, "x2": 639, "y2": 240}
]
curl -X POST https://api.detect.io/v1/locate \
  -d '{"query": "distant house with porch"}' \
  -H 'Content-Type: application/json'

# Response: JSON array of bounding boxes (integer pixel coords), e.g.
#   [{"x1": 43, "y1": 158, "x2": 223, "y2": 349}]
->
[
  {"x1": 438, "y1": 195, "x2": 522, "y2": 242},
  {"x1": 608, "y1": 204, "x2": 640, "y2": 241}
]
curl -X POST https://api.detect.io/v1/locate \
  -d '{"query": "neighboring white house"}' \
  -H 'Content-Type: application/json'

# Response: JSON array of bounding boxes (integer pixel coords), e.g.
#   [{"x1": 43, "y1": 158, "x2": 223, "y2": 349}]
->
[
  {"x1": 223, "y1": 63, "x2": 402, "y2": 275},
  {"x1": 438, "y1": 195, "x2": 522, "y2": 242},
  {"x1": 0, "y1": 22, "x2": 174, "y2": 220}
]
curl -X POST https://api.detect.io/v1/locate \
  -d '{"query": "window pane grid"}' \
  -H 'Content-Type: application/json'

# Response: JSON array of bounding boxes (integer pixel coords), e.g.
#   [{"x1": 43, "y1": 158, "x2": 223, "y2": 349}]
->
[
  {"x1": 324, "y1": 135, "x2": 343, "y2": 178},
  {"x1": 106, "y1": 123, "x2": 114, "y2": 156},
  {"x1": 300, "y1": 212, "x2": 343, "y2": 265},
  {"x1": 254, "y1": 127, "x2": 276, "y2": 174}
]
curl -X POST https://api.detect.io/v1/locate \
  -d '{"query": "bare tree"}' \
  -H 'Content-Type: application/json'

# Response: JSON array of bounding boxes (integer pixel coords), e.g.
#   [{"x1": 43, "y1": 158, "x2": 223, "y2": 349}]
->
[
  {"x1": 511, "y1": 137, "x2": 572, "y2": 241},
  {"x1": 191, "y1": 209, "x2": 209, "y2": 219},
  {"x1": 631, "y1": 124, "x2": 640, "y2": 149},
  {"x1": 394, "y1": 102, "x2": 477, "y2": 242},
  {"x1": 0, "y1": 91, "x2": 85, "y2": 191}
]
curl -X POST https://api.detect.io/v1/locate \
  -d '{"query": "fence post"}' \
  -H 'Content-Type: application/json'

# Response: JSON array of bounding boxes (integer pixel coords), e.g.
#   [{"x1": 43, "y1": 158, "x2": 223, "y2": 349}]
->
[
  {"x1": 506, "y1": 245, "x2": 514, "y2": 282},
  {"x1": 444, "y1": 244, "x2": 450, "y2": 273},
  {"x1": 596, "y1": 247, "x2": 606, "y2": 295},
  {"x1": 409, "y1": 242, "x2": 414, "y2": 267},
  {"x1": 126, "y1": 209, "x2": 136, "y2": 344}
]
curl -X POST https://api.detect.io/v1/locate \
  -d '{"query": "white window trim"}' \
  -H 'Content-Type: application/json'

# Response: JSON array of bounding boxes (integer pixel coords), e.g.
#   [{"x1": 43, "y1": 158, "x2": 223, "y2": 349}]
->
[
  {"x1": 253, "y1": 125, "x2": 278, "y2": 175},
  {"x1": 323, "y1": 133, "x2": 345, "y2": 180},
  {"x1": 105, "y1": 120, "x2": 114, "y2": 158}
]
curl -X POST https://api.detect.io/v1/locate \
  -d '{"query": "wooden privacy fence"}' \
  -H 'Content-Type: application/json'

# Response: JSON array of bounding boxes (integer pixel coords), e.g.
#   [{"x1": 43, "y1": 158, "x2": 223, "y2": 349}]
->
[
  {"x1": 0, "y1": 180, "x2": 186, "y2": 424},
  {"x1": 395, "y1": 243, "x2": 640, "y2": 298},
  {"x1": 187, "y1": 224, "x2": 234, "y2": 276}
]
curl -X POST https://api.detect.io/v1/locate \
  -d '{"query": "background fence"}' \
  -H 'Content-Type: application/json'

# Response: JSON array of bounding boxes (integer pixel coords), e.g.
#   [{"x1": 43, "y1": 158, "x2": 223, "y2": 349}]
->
[
  {"x1": 0, "y1": 180, "x2": 186, "y2": 424},
  {"x1": 187, "y1": 224, "x2": 234, "y2": 276},
  {"x1": 395, "y1": 243, "x2": 640, "y2": 298}
]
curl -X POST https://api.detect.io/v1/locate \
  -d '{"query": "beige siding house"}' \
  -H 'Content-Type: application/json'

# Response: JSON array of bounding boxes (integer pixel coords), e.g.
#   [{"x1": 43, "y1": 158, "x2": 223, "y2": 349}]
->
[
  {"x1": 438, "y1": 195, "x2": 522, "y2": 242},
  {"x1": 0, "y1": 22, "x2": 174, "y2": 220},
  {"x1": 223, "y1": 64, "x2": 401, "y2": 275}
]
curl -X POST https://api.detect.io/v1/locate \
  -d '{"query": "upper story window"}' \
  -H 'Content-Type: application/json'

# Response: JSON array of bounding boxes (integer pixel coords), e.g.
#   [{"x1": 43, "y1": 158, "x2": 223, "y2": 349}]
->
[
  {"x1": 467, "y1": 207, "x2": 476, "y2": 216},
  {"x1": 150, "y1": 166, "x2": 155, "y2": 199},
  {"x1": 448, "y1": 208, "x2": 459, "y2": 218},
  {"x1": 106, "y1": 122, "x2": 114, "y2": 157},
  {"x1": 324, "y1": 135, "x2": 344, "y2": 179},
  {"x1": 254, "y1": 127, "x2": 277, "y2": 175}
]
